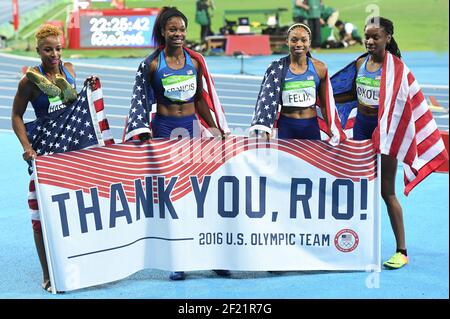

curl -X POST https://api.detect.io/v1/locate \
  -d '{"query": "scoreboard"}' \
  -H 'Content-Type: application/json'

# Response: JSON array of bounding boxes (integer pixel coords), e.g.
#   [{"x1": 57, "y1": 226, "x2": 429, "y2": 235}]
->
[{"x1": 68, "y1": 8, "x2": 160, "y2": 49}]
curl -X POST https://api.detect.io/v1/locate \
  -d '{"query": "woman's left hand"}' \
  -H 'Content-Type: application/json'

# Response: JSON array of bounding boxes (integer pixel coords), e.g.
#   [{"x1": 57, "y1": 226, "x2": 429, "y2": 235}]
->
[
  {"x1": 22, "y1": 147, "x2": 37, "y2": 161},
  {"x1": 84, "y1": 75, "x2": 99, "y2": 89}
]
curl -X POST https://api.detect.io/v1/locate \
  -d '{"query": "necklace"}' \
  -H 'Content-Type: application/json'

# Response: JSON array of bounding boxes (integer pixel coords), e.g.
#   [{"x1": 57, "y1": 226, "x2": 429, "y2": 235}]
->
[
  {"x1": 167, "y1": 55, "x2": 184, "y2": 65},
  {"x1": 41, "y1": 65, "x2": 61, "y2": 82},
  {"x1": 174, "y1": 56, "x2": 184, "y2": 65}
]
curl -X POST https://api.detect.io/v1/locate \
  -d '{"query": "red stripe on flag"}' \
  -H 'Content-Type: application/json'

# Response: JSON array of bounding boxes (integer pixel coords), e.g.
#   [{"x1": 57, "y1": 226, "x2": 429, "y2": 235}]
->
[
  {"x1": 345, "y1": 117, "x2": 355, "y2": 130},
  {"x1": 407, "y1": 71, "x2": 415, "y2": 86},
  {"x1": 29, "y1": 180, "x2": 35, "y2": 192},
  {"x1": 28, "y1": 199, "x2": 38, "y2": 210},
  {"x1": 410, "y1": 90, "x2": 425, "y2": 110},
  {"x1": 385, "y1": 56, "x2": 405, "y2": 134},
  {"x1": 99, "y1": 119, "x2": 109, "y2": 131},
  {"x1": 417, "y1": 128, "x2": 442, "y2": 156},
  {"x1": 93, "y1": 97, "x2": 104, "y2": 113},
  {"x1": 404, "y1": 150, "x2": 449, "y2": 195},
  {"x1": 436, "y1": 131, "x2": 449, "y2": 173},
  {"x1": 403, "y1": 140, "x2": 417, "y2": 166},
  {"x1": 104, "y1": 139, "x2": 115, "y2": 145},
  {"x1": 414, "y1": 110, "x2": 434, "y2": 132},
  {"x1": 389, "y1": 97, "x2": 413, "y2": 158}
]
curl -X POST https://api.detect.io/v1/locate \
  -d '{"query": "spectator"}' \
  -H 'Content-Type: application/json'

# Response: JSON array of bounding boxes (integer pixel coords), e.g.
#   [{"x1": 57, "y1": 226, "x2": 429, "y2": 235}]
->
[
  {"x1": 111, "y1": 0, "x2": 125, "y2": 10},
  {"x1": 196, "y1": 0, "x2": 214, "y2": 44},
  {"x1": 292, "y1": 0, "x2": 309, "y2": 24},
  {"x1": 335, "y1": 20, "x2": 363, "y2": 47},
  {"x1": 307, "y1": 0, "x2": 322, "y2": 48},
  {"x1": 0, "y1": 35, "x2": 6, "y2": 49},
  {"x1": 320, "y1": 2, "x2": 339, "y2": 28}
]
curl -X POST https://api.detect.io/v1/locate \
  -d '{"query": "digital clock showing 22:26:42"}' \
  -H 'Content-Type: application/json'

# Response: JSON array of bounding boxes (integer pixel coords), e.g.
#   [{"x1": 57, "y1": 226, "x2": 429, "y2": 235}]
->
[{"x1": 89, "y1": 16, "x2": 150, "y2": 32}]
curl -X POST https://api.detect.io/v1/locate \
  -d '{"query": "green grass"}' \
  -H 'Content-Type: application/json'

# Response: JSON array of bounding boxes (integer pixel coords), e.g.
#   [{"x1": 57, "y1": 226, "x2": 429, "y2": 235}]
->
[
  {"x1": 121, "y1": 0, "x2": 449, "y2": 51},
  {"x1": 326, "y1": 0, "x2": 449, "y2": 52},
  {"x1": 2, "y1": 0, "x2": 448, "y2": 58}
]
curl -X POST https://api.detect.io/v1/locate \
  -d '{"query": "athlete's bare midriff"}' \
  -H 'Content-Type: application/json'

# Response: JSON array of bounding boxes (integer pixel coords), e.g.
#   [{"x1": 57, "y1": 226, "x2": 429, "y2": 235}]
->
[
  {"x1": 281, "y1": 106, "x2": 317, "y2": 119},
  {"x1": 357, "y1": 104, "x2": 378, "y2": 116},
  {"x1": 156, "y1": 102, "x2": 196, "y2": 117}
]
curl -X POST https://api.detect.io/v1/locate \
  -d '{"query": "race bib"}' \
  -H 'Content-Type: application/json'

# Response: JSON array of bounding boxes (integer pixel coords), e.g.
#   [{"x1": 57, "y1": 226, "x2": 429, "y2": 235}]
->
[
  {"x1": 162, "y1": 75, "x2": 197, "y2": 102},
  {"x1": 282, "y1": 80, "x2": 316, "y2": 107},
  {"x1": 356, "y1": 76, "x2": 380, "y2": 107},
  {"x1": 48, "y1": 95, "x2": 67, "y2": 114}
]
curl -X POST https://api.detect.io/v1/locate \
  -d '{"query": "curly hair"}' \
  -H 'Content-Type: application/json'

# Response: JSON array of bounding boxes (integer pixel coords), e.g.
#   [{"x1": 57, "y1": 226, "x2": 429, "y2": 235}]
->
[{"x1": 35, "y1": 24, "x2": 63, "y2": 45}]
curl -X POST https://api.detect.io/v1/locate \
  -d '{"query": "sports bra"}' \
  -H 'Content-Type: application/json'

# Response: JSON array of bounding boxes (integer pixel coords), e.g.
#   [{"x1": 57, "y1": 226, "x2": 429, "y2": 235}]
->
[
  {"x1": 356, "y1": 55, "x2": 382, "y2": 108},
  {"x1": 151, "y1": 49, "x2": 197, "y2": 105},
  {"x1": 282, "y1": 57, "x2": 320, "y2": 108}
]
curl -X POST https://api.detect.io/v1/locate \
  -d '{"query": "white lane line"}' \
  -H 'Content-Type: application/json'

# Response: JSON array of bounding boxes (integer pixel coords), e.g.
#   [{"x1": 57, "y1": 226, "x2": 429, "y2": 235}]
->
[
  {"x1": 225, "y1": 112, "x2": 252, "y2": 117},
  {"x1": 0, "y1": 115, "x2": 33, "y2": 121},
  {"x1": 227, "y1": 122, "x2": 250, "y2": 127},
  {"x1": 76, "y1": 71, "x2": 135, "y2": 79},
  {"x1": 214, "y1": 81, "x2": 261, "y2": 87},
  {"x1": 0, "y1": 86, "x2": 16, "y2": 91},
  {"x1": 0, "y1": 53, "x2": 137, "y2": 71},
  {"x1": 423, "y1": 93, "x2": 450, "y2": 97},
  {"x1": 222, "y1": 104, "x2": 256, "y2": 109},
  {"x1": 422, "y1": 84, "x2": 449, "y2": 89},
  {"x1": 220, "y1": 95, "x2": 256, "y2": 101},
  {"x1": 216, "y1": 88, "x2": 259, "y2": 94}
]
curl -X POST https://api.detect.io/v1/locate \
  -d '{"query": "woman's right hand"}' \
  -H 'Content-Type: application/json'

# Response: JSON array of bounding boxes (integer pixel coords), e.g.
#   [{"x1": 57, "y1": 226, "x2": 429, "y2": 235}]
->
[{"x1": 22, "y1": 146, "x2": 37, "y2": 161}]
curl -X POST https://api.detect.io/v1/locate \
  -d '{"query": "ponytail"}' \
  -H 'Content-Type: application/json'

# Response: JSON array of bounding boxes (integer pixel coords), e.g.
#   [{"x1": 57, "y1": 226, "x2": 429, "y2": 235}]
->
[{"x1": 386, "y1": 36, "x2": 401, "y2": 59}]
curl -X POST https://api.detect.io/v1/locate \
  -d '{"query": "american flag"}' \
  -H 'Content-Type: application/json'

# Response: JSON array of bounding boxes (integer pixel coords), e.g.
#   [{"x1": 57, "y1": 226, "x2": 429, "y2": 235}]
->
[
  {"x1": 123, "y1": 47, "x2": 230, "y2": 142},
  {"x1": 331, "y1": 52, "x2": 449, "y2": 195},
  {"x1": 25, "y1": 79, "x2": 114, "y2": 173},
  {"x1": 249, "y1": 56, "x2": 346, "y2": 146},
  {"x1": 341, "y1": 234, "x2": 352, "y2": 242},
  {"x1": 26, "y1": 79, "x2": 114, "y2": 220}
]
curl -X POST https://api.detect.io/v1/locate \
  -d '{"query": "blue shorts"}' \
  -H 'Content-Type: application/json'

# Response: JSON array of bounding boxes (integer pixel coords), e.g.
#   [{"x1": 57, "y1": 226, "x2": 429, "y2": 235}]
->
[
  {"x1": 277, "y1": 115, "x2": 321, "y2": 140},
  {"x1": 152, "y1": 113, "x2": 198, "y2": 138},
  {"x1": 352, "y1": 112, "x2": 378, "y2": 140}
]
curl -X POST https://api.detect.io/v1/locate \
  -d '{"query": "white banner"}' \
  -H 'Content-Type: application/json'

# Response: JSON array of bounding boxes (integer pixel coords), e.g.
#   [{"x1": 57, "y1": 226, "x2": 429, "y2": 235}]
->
[{"x1": 34, "y1": 137, "x2": 381, "y2": 292}]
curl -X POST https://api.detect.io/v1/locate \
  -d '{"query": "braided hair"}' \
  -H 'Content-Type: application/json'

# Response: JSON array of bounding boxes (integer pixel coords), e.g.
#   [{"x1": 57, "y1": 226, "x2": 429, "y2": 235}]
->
[
  {"x1": 152, "y1": 7, "x2": 188, "y2": 47},
  {"x1": 366, "y1": 17, "x2": 401, "y2": 58}
]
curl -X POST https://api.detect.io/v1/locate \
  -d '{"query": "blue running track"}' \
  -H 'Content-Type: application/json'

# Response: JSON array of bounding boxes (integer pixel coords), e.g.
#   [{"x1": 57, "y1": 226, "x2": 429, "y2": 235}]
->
[{"x1": 0, "y1": 52, "x2": 448, "y2": 299}]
